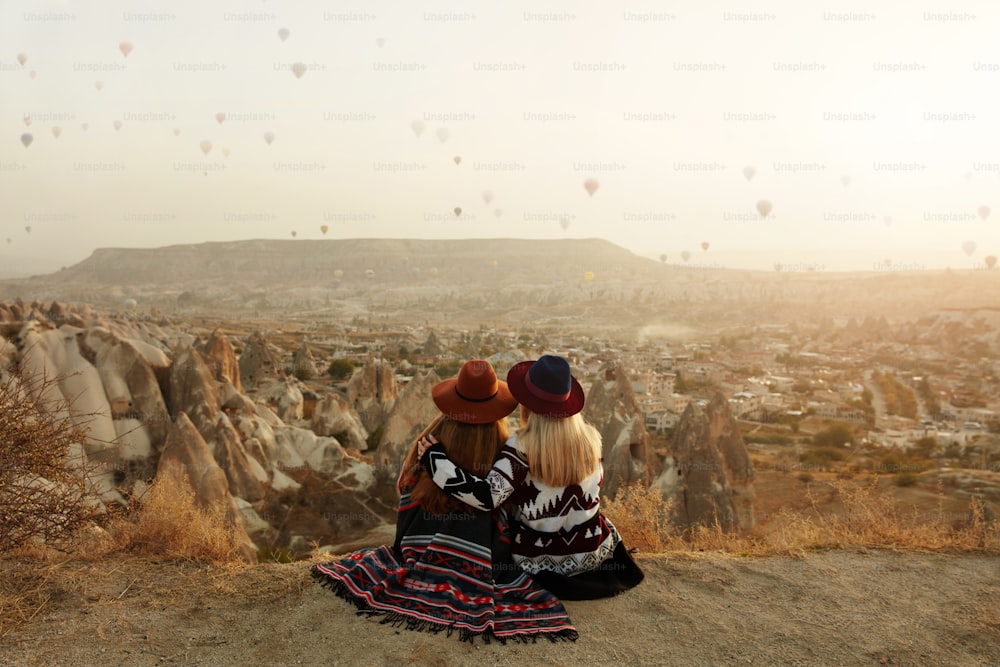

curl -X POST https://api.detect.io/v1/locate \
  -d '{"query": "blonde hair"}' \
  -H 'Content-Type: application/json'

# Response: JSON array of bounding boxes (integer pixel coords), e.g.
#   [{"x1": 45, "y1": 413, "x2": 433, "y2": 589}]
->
[
  {"x1": 401, "y1": 415, "x2": 509, "y2": 515},
  {"x1": 514, "y1": 410, "x2": 602, "y2": 487}
]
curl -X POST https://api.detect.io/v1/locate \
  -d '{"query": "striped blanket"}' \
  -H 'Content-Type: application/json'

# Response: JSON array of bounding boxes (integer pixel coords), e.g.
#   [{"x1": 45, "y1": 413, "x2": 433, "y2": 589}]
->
[{"x1": 311, "y1": 481, "x2": 578, "y2": 643}]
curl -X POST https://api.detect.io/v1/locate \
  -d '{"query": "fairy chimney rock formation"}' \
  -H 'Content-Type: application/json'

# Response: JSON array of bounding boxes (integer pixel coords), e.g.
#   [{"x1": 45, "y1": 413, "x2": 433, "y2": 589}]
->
[
  {"x1": 168, "y1": 344, "x2": 220, "y2": 438},
  {"x1": 668, "y1": 393, "x2": 756, "y2": 532},
  {"x1": 347, "y1": 357, "x2": 399, "y2": 432},
  {"x1": 583, "y1": 363, "x2": 657, "y2": 499},
  {"x1": 292, "y1": 342, "x2": 318, "y2": 379},
  {"x1": 199, "y1": 329, "x2": 242, "y2": 392},
  {"x1": 238, "y1": 331, "x2": 285, "y2": 389},
  {"x1": 310, "y1": 391, "x2": 370, "y2": 451},
  {"x1": 376, "y1": 369, "x2": 440, "y2": 474}
]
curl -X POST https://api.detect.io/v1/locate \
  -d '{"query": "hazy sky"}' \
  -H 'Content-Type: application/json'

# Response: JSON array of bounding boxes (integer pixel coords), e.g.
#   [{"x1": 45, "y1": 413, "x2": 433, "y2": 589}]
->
[{"x1": 2, "y1": 0, "x2": 998, "y2": 273}]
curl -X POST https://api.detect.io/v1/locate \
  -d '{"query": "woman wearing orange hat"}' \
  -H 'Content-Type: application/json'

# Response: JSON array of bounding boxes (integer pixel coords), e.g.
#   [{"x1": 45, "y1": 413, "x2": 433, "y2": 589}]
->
[
  {"x1": 418, "y1": 355, "x2": 643, "y2": 600},
  {"x1": 313, "y1": 359, "x2": 577, "y2": 642}
]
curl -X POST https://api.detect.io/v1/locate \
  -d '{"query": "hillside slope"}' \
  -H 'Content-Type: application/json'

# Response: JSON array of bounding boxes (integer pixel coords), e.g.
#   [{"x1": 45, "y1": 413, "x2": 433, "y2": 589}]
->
[{"x1": 3, "y1": 551, "x2": 998, "y2": 666}]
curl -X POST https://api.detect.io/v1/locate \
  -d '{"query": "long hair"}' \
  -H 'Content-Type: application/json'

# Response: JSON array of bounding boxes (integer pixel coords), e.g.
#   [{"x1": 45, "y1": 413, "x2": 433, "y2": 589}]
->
[
  {"x1": 513, "y1": 409, "x2": 602, "y2": 487},
  {"x1": 401, "y1": 415, "x2": 509, "y2": 516}
]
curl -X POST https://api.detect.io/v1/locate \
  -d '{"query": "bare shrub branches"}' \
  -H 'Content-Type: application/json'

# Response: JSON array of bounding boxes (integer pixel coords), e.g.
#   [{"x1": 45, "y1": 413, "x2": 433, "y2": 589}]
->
[{"x1": 0, "y1": 371, "x2": 103, "y2": 553}]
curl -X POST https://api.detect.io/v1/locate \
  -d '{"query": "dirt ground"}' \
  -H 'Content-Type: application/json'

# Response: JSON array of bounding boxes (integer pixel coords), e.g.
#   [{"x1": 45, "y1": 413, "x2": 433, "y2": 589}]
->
[{"x1": 2, "y1": 550, "x2": 999, "y2": 667}]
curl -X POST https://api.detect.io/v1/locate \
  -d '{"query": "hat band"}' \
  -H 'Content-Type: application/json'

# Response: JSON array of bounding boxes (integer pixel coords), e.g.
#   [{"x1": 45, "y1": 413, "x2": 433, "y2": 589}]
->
[
  {"x1": 524, "y1": 372, "x2": 571, "y2": 403},
  {"x1": 454, "y1": 386, "x2": 499, "y2": 403}
]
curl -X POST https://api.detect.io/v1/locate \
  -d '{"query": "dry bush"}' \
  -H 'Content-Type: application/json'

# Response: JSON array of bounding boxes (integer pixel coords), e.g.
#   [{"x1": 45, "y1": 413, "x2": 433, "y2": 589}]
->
[
  {"x1": 607, "y1": 478, "x2": 1000, "y2": 556},
  {"x1": 107, "y1": 461, "x2": 240, "y2": 565},
  {"x1": 785, "y1": 478, "x2": 1000, "y2": 553},
  {"x1": 0, "y1": 371, "x2": 104, "y2": 554},
  {"x1": 603, "y1": 483, "x2": 675, "y2": 552}
]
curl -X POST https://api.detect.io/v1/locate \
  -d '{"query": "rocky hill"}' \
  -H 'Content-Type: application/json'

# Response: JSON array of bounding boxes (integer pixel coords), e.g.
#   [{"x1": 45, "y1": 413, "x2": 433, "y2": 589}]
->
[
  {"x1": 4, "y1": 239, "x2": 1000, "y2": 331},
  {"x1": 9, "y1": 238, "x2": 645, "y2": 290}
]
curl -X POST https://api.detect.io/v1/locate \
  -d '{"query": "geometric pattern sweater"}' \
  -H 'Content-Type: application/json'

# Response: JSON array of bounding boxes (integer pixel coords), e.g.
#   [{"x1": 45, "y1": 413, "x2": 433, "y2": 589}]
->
[{"x1": 421, "y1": 436, "x2": 620, "y2": 576}]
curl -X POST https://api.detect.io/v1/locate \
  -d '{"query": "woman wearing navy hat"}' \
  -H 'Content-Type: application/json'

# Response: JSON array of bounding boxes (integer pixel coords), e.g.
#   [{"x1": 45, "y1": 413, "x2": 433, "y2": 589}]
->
[
  {"x1": 418, "y1": 355, "x2": 644, "y2": 600},
  {"x1": 313, "y1": 359, "x2": 578, "y2": 642}
]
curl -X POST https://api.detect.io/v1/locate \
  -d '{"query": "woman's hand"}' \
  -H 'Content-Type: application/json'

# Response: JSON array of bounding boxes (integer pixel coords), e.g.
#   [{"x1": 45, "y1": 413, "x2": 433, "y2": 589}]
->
[{"x1": 416, "y1": 434, "x2": 439, "y2": 457}]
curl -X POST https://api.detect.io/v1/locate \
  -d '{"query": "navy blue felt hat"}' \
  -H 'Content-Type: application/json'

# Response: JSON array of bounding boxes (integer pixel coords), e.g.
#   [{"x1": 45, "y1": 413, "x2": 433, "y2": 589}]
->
[{"x1": 506, "y1": 355, "x2": 585, "y2": 418}]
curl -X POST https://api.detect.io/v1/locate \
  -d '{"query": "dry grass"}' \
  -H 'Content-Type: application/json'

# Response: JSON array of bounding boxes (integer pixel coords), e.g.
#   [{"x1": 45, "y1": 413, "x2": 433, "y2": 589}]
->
[
  {"x1": 602, "y1": 483, "x2": 676, "y2": 552},
  {"x1": 605, "y1": 477, "x2": 1000, "y2": 557},
  {"x1": 103, "y1": 461, "x2": 242, "y2": 565}
]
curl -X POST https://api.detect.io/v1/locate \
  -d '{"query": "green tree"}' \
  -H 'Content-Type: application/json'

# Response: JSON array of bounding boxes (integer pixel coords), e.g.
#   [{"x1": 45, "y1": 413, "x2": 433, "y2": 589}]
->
[
  {"x1": 813, "y1": 422, "x2": 855, "y2": 448},
  {"x1": 327, "y1": 358, "x2": 355, "y2": 381},
  {"x1": 913, "y1": 435, "x2": 938, "y2": 459}
]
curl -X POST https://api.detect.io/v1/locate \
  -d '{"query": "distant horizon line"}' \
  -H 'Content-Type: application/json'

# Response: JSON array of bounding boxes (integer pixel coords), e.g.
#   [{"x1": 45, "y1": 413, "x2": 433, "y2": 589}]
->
[{"x1": 2, "y1": 236, "x2": 992, "y2": 279}]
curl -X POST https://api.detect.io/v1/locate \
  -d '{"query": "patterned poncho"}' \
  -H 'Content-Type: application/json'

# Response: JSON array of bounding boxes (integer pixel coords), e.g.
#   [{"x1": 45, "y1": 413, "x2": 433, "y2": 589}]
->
[
  {"x1": 420, "y1": 437, "x2": 619, "y2": 575},
  {"x1": 311, "y1": 463, "x2": 578, "y2": 643}
]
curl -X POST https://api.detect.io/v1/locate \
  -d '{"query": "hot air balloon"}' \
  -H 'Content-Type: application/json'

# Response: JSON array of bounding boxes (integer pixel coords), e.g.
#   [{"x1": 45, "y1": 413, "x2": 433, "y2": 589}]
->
[
  {"x1": 411, "y1": 120, "x2": 425, "y2": 137},
  {"x1": 985, "y1": 255, "x2": 997, "y2": 269},
  {"x1": 494, "y1": 209, "x2": 502, "y2": 218},
  {"x1": 215, "y1": 112, "x2": 226, "y2": 124},
  {"x1": 320, "y1": 225, "x2": 329, "y2": 235},
  {"x1": 436, "y1": 127, "x2": 449, "y2": 143},
  {"x1": 119, "y1": 41, "x2": 134, "y2": 57},
  {"x1": 24, "y1": 226, "x2": 31, "y2": 233},
  {"x1": 51, "y1": 126, "x2": 61, "y2": 139},
  {"x1": 978, "y1": 205, "x2": 990, "y2": 221},
  {"x1": 123, "y1": 297, "x2": 137, "y2": 310},
  {"x1": 962, "y1": 240, "x2": 976, "y2": 257},
  {"x1": 23, "y1": 116, "x2": 31, "y2": 127},
  {"x1": 742, "y1": 165, "x2": 755, "y2": 182},
  {"x1": 222, "y1": 147, "x2": 230, "y2": 157},
  {"x1": 681, "y1": 251, "x2": 691, "y2": 262},
  {"x1": 5, "y1": 238, "x2": 11, "y2": 244},
  {"x1": 559, "y1": 218, "x2": 570, "y2": 231},
  {"x1": 264, "y1": 131, "x2": 275, "y2": 145},
  {"x1": 756, "y1": 200, "x2": 773, "y2": 218},
  {"x1": 17, "y1": 53, "x2": 28, "y2": 67},
  {"x1": 81, "y1": 123, "x2": 89, "y2": 131},
  {"x1": 482, "y1": 191, "x2": 493, "y2": 204},
  {"x1": 840, "y1": 175, "x2": 851, "y2": 187},
  {"x1": 583, "y1": 178, "x2": 599, "y2": 196},
  {"x1": 701, "y1": 241, "x2": 709, "y2": 252},
  {"x1": 291, "y1": 62, "x2": 307, "y2": 79},
  {"x1": 95, "y1": 81, "x2": 104, "y2": 91},
  {"x1": 113, "y1": 120, "x2": 122, "y2": 131},
  {"x1": 20, "y1": 133, "x2": 33, "y2": 148},
  {"x1": 172, "y1": 127, "x2": 179, "y2": 136},
  {"x1": 200, "y1": 140, "x2": 212, "y2": 155},
  {"x1": 291, "y1": 230, "x2": 297, "y2": 238},
  {"x1": 659, "y1": 254, "x2": 667, "y2": 263},
  {"x1": 453, "y1": 156, "x2": 461, "y2": 165},
  {"x1": 454, "y1": 207, "x2": 462, "y2": 217},
  {"x1": 28, "y1": 71, "x2": 36, "y2": 80},
  {"x1": 334, "y1": 269, "x2": 344, "y2": 279},
  {"x1": 278, "y1": 28, "x2": 290, "y2": 42},
  {"x1": 584, "y1": 271, "x2": 594, "y2": 282},
  {"x1": 376, "y1": 37, "x2": 385, "y2": 48}
]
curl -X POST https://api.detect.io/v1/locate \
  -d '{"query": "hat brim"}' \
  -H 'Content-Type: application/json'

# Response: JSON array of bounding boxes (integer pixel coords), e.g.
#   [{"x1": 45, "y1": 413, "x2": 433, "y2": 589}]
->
[
  {"x1": 431, "y1": 378, "x2": 518, "y2": 424},
  {"x1": 506, "y1": 360, "x2": 585, "y2": 418}
]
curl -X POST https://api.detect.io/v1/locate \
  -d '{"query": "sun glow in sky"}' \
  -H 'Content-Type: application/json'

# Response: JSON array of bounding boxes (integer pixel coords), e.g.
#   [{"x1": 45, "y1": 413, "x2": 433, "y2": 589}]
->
[{"x1": 1, "y1": 0, "x2": 998, "y2": 273}]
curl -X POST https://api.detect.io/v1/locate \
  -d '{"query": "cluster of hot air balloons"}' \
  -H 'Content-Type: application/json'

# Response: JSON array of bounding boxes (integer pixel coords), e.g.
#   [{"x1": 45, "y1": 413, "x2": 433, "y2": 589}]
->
[{"x1": 408, "y1": 120, "x2": 508, "y2": 219}]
